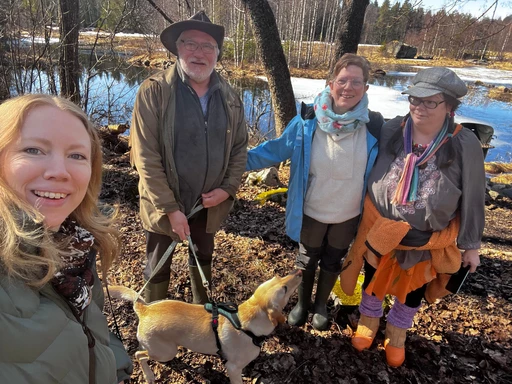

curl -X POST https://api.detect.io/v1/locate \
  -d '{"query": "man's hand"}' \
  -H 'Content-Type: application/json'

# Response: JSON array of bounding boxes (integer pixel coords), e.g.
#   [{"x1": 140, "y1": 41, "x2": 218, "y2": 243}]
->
[
  {"x1": 167, "y1": 210, "x2": 189, "y2": 241},
  {"x1": 202, "y1": 188, "x2": 229, "y2": 208},
  {"x1": 462, "y1": 249, "x2": 480, "y2": 273}
]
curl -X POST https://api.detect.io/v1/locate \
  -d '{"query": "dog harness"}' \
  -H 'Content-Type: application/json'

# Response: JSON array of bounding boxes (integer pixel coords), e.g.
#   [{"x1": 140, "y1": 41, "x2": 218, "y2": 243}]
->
[{"x1": 204, "y1": 302, "x2": 266, "y2": 360}]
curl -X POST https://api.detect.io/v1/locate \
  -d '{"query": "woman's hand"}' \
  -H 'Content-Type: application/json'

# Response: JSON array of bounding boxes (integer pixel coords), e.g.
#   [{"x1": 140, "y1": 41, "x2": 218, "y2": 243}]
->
[
  {"x1": 167, "y1": 210, "x2": 189, "y2": 241},
  {"x1": 462, "y1": 249, "x2": 480, "y2": 273}
]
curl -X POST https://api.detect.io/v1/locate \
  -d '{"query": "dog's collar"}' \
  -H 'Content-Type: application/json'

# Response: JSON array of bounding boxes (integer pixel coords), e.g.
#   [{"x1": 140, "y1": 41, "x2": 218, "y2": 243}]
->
[{"x1": 204, "y1": 302, "x2": 266, "y2": 359}]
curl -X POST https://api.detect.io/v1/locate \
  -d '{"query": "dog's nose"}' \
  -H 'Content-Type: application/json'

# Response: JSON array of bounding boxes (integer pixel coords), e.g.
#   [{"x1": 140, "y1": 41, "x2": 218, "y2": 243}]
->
[{"x1": 293, "y1": 269, "x2": 303, "y2": 277}]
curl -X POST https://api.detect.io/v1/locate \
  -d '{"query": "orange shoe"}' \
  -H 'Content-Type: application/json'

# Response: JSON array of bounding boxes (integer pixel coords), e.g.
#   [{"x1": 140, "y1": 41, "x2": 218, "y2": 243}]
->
[
  {"x1": 384, "y1": 323, "x2": 407, "y2": 367},
  {"x1": 352, "y1": 314, "x2": 380, "y2": 352}
]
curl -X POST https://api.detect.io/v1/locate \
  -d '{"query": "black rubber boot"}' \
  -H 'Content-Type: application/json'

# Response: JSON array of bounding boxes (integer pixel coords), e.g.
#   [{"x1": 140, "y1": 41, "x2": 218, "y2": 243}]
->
[
  {"x1": 144, "y1": 280, "x2": 169, "y2": 303},
  {"x1": 312, "y1": 269, "x2": 338, "y2": 331},
  {"x1": 189, "y1": 264, "x2": 212, "y2": 304},
  {"x1": 288, "y1": 268, "x2": 316, "y2": 326}
]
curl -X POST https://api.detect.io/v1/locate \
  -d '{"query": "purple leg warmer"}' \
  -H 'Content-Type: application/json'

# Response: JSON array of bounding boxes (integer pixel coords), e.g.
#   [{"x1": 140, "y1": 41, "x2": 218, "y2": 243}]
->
[
  {"x1": 359, "y1": 290, "x2": 384, "y2": 318},
  {"x1": 387, "y1": 300, "x2": 421, "y2": 329}
]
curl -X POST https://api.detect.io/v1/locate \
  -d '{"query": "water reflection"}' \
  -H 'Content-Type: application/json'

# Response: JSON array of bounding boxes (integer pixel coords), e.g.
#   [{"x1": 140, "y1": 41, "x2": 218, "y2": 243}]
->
[
  {"x1": 230, "y1": 77, "x2": 275, "y2": 143},
  {"x1": 10, "y1": 57, "x2": 511, "y2": 161},
  {"x1": 9, "y1": 54, "x2": 152, "y2": 124},
  {"x1": 371, "y1": 76, "x2": 411, "y2": 91}
]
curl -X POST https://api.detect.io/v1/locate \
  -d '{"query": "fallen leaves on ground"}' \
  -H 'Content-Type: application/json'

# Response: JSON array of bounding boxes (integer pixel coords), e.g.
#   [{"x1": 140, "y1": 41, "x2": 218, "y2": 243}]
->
[{"x1": 101, "y1": 150, "x2": 512, "y2": 384}]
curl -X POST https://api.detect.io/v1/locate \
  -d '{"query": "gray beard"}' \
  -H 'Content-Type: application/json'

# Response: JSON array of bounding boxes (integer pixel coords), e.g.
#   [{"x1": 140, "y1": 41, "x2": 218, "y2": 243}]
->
[{"x1": 179, "y1": 58, "x2": 213, "y2": 84}]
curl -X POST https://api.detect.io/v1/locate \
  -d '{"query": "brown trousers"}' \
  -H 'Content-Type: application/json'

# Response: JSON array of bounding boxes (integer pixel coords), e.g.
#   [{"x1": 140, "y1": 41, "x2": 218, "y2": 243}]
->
[{"x1": 144, "y1": 209, "x2": 214, "y2": 283}]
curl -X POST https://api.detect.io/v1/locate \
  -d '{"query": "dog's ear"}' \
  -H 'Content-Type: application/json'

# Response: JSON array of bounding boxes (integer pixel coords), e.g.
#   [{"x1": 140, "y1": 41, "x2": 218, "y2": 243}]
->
[
  {"x1": 270, "y1": 287, "x2": 286, "y2": 308},
  {"x1": 268, "y1": 309, "x2": 286, "y2": 326}
]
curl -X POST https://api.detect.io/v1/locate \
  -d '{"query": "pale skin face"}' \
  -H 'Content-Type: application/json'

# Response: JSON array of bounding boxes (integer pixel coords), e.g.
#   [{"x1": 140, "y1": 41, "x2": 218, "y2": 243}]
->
[
  {"x1": 177, "y1": 29, "x2": 218, "y2": 90},
  {"x1": 409, "y1": 93, "x2": 452, "y2": 143},
  {"x1": 328, "y1": 65, "x2": 369, "y2": 115},
  {"x1": 2, "y1": 105, "x2": 92, "y2": 229}
]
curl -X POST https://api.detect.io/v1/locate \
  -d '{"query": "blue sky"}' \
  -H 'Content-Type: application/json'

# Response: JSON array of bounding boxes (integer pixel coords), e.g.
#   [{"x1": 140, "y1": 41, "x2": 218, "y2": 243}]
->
[{"x1": 379, "y1": 1, "x2": 511, "y2": 18}]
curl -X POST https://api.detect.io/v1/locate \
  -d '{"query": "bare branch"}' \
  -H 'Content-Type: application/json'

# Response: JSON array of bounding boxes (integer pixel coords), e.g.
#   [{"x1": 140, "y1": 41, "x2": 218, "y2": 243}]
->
[{"x1": 144, "y1": 0, "x2": 174, "y2": 24}]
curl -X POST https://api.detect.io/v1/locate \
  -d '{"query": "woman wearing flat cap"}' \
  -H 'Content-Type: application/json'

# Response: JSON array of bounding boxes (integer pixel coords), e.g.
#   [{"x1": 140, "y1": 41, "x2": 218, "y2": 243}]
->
[{"x1": 340, "y1": 67, "x2": 485, "y2": 367}]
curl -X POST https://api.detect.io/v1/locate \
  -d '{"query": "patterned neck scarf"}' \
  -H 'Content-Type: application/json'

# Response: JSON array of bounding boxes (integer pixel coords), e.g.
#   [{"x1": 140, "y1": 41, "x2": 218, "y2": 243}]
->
[
  {"x1": 313, "y1": 86, "x2": 370, "y2": 134},
  {"x1": 391, "y1": 116, "x2": 461, "y2": 205},
  {"x1": 51, "y1": 218, "x2": 95, "y2": 315}
]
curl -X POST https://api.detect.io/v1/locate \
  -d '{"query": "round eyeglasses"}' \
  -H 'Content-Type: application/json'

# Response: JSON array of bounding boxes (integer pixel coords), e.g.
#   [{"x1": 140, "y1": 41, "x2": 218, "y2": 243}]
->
[
  {"x1": 179, "y1": 39, "x2": 217, "y2": 54},
  {"x1": 333, "y1": 78, "x2": 365, "y2": 89},
  {"x1": 408, "y1": 95, "x2": 445, "y2": 109}
]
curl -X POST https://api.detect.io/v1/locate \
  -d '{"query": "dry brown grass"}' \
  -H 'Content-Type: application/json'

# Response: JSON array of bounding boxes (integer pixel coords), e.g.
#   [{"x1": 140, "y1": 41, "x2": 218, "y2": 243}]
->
[
  {"x1": 101, "y1": 34, "x2": 512, "y2": 74},
  {"x1": 485, "y1": 162, "x2": 512, "y2": 174},
  {"x1": 128, "y1": 50, "x2": 512, "y2": 82},
  {"x1": 488, "y1": 87, "x2": 512, "y2": 103},
  {"x1": 490, "y1": 174, "x2": 512, "y2": 184}
]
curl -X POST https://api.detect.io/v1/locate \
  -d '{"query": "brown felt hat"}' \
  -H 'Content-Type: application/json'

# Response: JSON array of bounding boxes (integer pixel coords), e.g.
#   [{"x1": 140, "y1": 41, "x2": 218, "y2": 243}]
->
[{"x1": 160, "y1": 11, "x2": 224, "y2": 59}]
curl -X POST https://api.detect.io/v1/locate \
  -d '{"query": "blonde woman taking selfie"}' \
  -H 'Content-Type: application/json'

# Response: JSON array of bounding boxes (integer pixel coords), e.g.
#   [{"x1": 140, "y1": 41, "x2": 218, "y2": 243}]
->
[{"x1": 0, "y1": 94, "x2": 132, "y2": 383}]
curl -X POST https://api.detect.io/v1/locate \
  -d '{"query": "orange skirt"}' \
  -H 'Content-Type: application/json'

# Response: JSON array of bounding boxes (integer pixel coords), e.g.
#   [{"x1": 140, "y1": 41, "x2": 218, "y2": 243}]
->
[{"x1": 365, "y1": 251, "x2": 437, "y2": 304}]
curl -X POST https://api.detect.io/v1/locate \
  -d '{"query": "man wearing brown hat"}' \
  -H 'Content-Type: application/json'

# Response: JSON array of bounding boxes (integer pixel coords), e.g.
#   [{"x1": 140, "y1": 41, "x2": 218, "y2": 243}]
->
[{"x1": 130, "y1": 11, "x2": 248, "y2": 303}]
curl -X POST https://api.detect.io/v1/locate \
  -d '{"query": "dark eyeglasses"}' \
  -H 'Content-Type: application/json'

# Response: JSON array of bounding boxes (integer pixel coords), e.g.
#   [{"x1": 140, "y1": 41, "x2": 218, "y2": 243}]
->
[
  {"x1": 408, "y1": 95, "x2": 445, "y2": 109},
  {"x1": 179, "y1": 39, "x2": 217, "y2": 54}
]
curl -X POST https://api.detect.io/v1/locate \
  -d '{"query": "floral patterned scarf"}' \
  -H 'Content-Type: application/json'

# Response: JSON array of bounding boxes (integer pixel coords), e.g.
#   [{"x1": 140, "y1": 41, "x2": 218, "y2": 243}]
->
[
  {"x1": 52, "y1": 218, "x2": 95, "y2": 315},
  {"x1": 313, "y1": 86, "x2": 370, "y2": 134}
]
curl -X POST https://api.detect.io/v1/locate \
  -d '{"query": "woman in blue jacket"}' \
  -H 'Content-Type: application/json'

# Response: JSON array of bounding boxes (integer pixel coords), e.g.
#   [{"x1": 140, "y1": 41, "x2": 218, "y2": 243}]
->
[{"x1": 247, "y1": 54, "x2": 384, "y2": 331}]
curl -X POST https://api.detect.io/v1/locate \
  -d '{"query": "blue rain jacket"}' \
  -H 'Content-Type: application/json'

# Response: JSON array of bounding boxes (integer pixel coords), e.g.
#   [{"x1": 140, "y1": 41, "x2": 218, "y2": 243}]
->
[{"x1": 246, "y1": 104, "x2": 384, "y2": 242}]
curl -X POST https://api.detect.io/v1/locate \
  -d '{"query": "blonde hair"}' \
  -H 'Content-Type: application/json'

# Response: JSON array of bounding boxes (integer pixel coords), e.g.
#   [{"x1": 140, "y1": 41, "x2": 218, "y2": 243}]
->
[{"x1": 0, "y1": 94, "x2": 120, "y2": 288}]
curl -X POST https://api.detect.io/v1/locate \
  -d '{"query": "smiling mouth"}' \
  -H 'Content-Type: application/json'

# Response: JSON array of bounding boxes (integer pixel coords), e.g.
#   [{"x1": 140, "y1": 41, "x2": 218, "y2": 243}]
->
[{"x1": 34, "y1": 190, "x2": 68, "y2": 199}]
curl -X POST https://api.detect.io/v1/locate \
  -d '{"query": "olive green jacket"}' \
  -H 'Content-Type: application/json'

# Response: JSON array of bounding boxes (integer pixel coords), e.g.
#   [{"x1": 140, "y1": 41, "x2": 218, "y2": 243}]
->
[
  {"x1": 0, "y1": 258, "x2": 133, "y2": 383},
  {"x1": 130, "y1": 64, "x2": 248, "y2": 239}
]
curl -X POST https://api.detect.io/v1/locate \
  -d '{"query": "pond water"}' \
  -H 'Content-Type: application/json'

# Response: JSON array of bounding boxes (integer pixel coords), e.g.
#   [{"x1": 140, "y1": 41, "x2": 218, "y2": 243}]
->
[
  {"x1": 371, "y1": 66, "x2": 512, "y2": 162},
  {"x1": 11, "y1": 59, "x2": 512, "y2": 162}
]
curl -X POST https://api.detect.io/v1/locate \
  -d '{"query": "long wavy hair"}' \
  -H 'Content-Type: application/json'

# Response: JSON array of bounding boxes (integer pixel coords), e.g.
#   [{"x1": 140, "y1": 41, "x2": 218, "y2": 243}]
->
[{"x1": 0, "y1": 94, "x2": 120, "y2": 288}]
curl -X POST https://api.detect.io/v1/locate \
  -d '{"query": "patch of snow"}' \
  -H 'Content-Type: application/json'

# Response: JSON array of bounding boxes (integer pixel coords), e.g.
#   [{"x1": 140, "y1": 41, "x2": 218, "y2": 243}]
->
[{"x1": 20, "y1": 37, "x2": 59, "y2": 44}]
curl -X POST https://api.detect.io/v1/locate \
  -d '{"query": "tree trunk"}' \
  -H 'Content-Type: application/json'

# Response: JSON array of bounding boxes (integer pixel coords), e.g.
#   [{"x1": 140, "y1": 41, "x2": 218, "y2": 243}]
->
[
  {"x1": 59, "y1": 0, "x2": 80, "y2": 103},
  {"x1": 499, "y1": 23, "x2": 511, "y2": 60},
  {"x1": 297, "y1": 0, "x2": 307, "y2": 68},
  {"x1": 323, "y1": 0, "x2": 337, "y2": 65},
  {"x1": 306, "y1": 0, "x2": 318, "y2": 66},
  {"x1": 242, "y1": 0, "x2": 296, "y2": 137},
  {"x1": 331, "y1": 0, "x2": 370, "y2": 76},
  {"x1": 241, "y1": 9, "x2": 247, "y2": 69}
]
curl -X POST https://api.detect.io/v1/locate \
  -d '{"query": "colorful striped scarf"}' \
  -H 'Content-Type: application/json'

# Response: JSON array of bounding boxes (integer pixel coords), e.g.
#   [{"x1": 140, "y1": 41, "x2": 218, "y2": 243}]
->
[{"x1": 392, "y1": 116, "x2": 459, "y2": 206}]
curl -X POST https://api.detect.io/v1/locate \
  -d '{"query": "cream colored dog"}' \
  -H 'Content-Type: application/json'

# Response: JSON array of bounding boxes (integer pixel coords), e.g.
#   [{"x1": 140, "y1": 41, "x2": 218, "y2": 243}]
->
[{"x1": 109, "y1": 269, "x2": 302, "y2": 384}]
